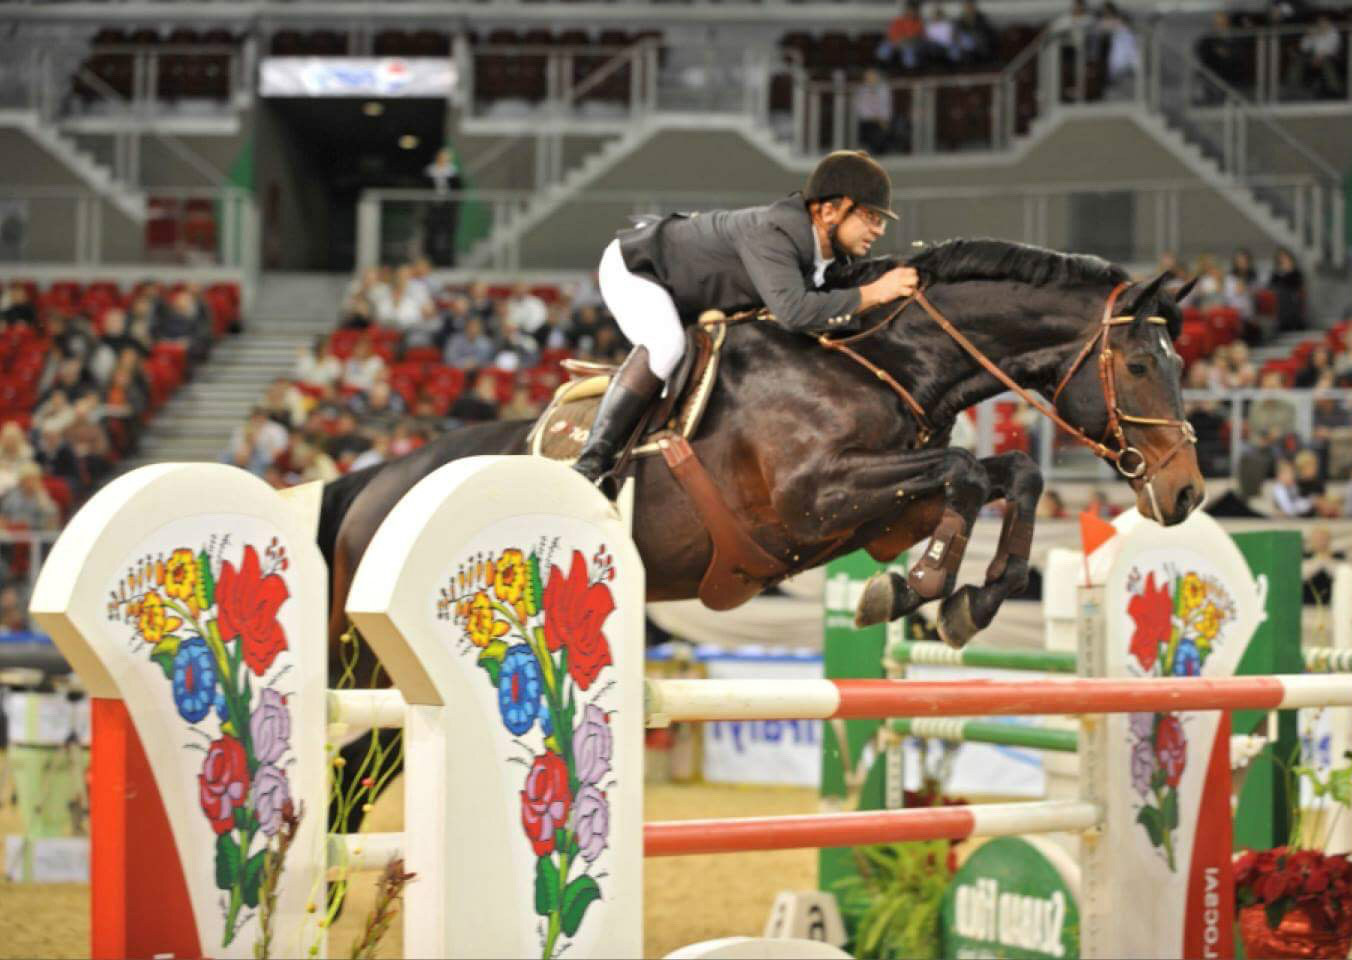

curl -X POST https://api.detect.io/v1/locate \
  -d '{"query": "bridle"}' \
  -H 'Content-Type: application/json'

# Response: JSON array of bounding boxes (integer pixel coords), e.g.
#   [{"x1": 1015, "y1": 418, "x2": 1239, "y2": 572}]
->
[{"x1": 815, "y1": 280, "x2": 1198, "y2": 520}]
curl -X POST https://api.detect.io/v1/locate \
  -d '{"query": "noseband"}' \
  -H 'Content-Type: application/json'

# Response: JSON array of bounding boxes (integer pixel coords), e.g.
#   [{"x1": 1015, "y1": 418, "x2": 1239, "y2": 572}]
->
[{"x1": 816, "y1": 280, "x2": 1197, "y2": 519}]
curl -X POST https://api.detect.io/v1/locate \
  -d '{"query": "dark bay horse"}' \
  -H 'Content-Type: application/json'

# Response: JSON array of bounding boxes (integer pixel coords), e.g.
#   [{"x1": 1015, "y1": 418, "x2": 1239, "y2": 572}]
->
[{"x1": 321, "y1": 238, "x2": 1203, "y2": 675}]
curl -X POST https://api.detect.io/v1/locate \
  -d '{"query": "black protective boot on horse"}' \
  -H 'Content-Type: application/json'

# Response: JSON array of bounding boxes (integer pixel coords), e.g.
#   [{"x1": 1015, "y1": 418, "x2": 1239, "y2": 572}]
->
[{"x1": 573, "y1": 346, "x2": 663, "y2": 497}]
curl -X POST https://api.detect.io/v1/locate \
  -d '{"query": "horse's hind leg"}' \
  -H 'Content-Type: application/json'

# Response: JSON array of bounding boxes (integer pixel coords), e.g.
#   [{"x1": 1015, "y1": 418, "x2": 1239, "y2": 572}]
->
[
  {"x1": 853, "y1": 448, "x2": 990, "y2": 630},
  {"x1": 935, "y1": 451, "x2": 1043, "y2": 648}
]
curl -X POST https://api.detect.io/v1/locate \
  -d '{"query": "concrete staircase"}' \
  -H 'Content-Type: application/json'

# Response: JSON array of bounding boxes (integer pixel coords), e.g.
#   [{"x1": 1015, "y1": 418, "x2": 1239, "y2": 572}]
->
[
  {"x1": 1, "y1": 110, "x2": 146, "y2": 221},
  {"x1": 121, "y1": 273, "x2": 347, "y2": 468}
]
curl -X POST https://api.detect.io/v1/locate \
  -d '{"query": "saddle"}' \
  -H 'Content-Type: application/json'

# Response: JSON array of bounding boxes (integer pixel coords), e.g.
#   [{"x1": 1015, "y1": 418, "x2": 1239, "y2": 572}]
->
[{"x1": 527, "y1": 320, "x2": 726, "y2": 463}]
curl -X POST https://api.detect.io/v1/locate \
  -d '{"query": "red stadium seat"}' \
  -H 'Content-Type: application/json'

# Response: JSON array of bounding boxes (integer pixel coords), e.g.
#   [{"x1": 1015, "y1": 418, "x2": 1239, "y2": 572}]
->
[
  {"x1": 1254, "y1": 289, "x2": 1277, "y2": 316},
  {"x1": 41, "y1": 475, "x2": 73, "y2": 521},
  {"x1": 402, "y1": 346, "x2": 441, "y2": 366}
]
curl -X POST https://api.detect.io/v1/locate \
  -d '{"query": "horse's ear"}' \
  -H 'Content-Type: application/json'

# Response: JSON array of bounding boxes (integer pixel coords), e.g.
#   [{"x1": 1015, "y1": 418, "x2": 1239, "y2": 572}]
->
[
  {"x1": 1174, "y1": 275, "x2": 1198, "y2": 304},
  {"x1": 1126, "y1": 272, "x2": 1169, "y2": 333}
]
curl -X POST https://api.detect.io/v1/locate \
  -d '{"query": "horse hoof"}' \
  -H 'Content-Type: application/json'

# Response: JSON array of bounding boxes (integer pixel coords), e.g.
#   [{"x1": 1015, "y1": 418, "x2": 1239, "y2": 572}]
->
[
  {"x1": 854, "y1": 573, "x2": 897, "y2": 628},
  {"x1": 937, "y1": 588, "x2": 980, "y2": 649}
]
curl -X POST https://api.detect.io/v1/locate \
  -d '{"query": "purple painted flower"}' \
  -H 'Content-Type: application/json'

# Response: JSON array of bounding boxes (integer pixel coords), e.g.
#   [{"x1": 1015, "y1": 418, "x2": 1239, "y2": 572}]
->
[
  {"x1": 250, "y1": 688, "x2": 291, "y2": 765},
  {"x1": 572, "y1": 703, "x2": 613, "y2": 786},
  {"x1": 1129, "y1": 712, "x2": 1154, "y2": 741},
  {"x1": 252, "y1": 763, "x2": 291, "y2": 837},
  {"x1": 573, "y1": 784, "x2": 609, "y2": 863},
  {"x1": 1131, "y1": 736, "x2": 1155, "y2": 797}
]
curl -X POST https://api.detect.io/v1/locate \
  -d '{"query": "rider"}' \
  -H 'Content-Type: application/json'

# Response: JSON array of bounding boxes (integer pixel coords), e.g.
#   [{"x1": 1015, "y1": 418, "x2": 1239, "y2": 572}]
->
[{"x1": 573, "y1": 149, "x2": 920, "y2": 487}]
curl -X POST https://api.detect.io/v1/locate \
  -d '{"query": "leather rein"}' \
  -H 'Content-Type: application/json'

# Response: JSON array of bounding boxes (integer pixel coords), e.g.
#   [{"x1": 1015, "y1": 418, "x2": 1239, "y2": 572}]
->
[{"x1": 816, "y1": 281, "x2": 1197, "y2": 519}]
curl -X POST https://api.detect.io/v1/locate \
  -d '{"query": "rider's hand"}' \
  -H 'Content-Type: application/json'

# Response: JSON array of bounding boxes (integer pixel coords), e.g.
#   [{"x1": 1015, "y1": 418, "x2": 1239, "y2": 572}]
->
[{"x1": 860, "y1": 266, "x2": 918, "y2": 310}]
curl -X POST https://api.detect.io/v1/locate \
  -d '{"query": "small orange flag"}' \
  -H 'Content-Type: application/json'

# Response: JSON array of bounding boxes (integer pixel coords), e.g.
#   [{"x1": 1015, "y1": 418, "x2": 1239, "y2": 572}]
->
[{"x1": 1079, "y1": 510, "x2": 1117, "y2": 585}]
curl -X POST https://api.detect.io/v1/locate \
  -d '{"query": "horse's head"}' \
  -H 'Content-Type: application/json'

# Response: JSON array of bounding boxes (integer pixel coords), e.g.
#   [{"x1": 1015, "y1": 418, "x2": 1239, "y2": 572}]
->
[{"x1": 1053, "y1": 273, "x2": 1204, "y2": 525}]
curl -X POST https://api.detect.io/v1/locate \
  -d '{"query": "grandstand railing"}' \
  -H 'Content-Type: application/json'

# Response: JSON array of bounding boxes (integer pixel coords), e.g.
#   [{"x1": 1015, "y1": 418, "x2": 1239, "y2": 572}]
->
[
  {"x1": 0, "y1": 185, "x2": 256, "y2": 269},
  {"x1": 355, "y1": 176, "x2": 1340, "y2": 272},
  {"x1": 1188, "y1": 22, "x2": 1352, "y2": 107}
]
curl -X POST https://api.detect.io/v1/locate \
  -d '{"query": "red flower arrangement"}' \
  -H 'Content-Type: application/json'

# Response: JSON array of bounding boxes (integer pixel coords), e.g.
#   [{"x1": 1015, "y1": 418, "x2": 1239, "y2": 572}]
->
[
  {"x1": 216, "y1": 545, "x2": 290, "y2": 676},
  {"x1": 1235, "y1": 848, "x2": 1352, "y2": 958}
]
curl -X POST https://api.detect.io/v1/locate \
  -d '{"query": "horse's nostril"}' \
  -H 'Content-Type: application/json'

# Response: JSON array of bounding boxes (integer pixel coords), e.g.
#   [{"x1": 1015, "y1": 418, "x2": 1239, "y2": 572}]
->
[{"x1": 1176, "y1": 486, "x2": 1198, "y2": 516}]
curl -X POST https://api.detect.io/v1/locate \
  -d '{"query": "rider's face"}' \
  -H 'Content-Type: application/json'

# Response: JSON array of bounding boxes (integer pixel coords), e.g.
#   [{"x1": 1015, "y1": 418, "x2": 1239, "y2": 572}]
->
[{"x1": 829, "y1": 201, "x2": 888, "y2": 257}]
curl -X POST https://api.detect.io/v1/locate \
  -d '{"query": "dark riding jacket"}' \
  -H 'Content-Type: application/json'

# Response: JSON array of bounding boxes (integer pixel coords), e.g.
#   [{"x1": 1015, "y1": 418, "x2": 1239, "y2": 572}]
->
[{"x1": 617, "y1": 193, "x2": 862, "y2": 334}]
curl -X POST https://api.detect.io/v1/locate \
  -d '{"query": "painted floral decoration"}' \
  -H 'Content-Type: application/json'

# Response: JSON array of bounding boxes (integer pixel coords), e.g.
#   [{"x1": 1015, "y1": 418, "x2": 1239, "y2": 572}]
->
[
  {"x1": 1124, "y1": 568, "x2": 1234, "y2": 872},
  {"x1": 107, "y1": 537, "x2": 295, "y2": 947},
  {"x1": 438, "y1": 543, "x2": 618, "y2": 959}
]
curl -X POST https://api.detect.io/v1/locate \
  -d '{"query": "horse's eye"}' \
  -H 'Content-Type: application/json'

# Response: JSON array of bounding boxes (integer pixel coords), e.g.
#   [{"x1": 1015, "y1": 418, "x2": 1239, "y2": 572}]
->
[{"x1": 1128, "y1": 362, "x2": 1147, "y2": 376}]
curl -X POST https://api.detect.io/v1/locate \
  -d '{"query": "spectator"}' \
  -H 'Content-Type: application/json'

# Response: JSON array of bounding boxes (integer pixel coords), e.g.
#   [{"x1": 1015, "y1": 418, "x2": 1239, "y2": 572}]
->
[
  {"x1": 378, "y1": 266, "x2": 435, "y2": 331},
  {"x1": 1083, "y1": 488, "x2": 1116, "y2": 518},
  {"x1": 1291, "y1": 15, "x2": 1344, "y2": 99},
  {"x1": 228, "y1": 407, "x2": 290, "y2": 473},
  {"x1": 341, "y1": 338, "x2": 387, "y2": 393},
  {"x1": 1294, "y1": 344, "x2": 1334, "y2": 388},
  {"x1": 437, "y1": 293, "x2": 474, "y2": 344},
  {"x1": 349, "y1": 380, "x2": 407, "y2": 428},
  {"x1": 33, "y1": 428, "x2": 80, "y2": 492},
  {"x1": 0, "y1": 582, "x2": 29, "y2": 634},
  {"x1": 424, "y1": 146, "x2": 463, "y2": 267},
  {"x1": 0, "y1": 463, "x2": 60, "y2": 530},
  {"x1": 501, "y1": 385, "x2": 541, "y2": 422},
  {"x1": 64, "y1": 393, "x2": 112, "y2": 483},
  {"x1": 1100, "y1": 3, "x2": 1140, "y2": 94},
  {"x1": 855, "y1": 70, "x2": 900, "y2": 155},
  {"x1": 466, "y1": 281, "x2": 496, "y2": 327},
  {"x1": 537, "y1": 304, "x2": 575, "y2": 352},
  {"x1": 0, "y1": 422, "x2": 34, "y2": 497},
  {"x1": 877, "y1": 0, "x2": 927, "y2": 71},
  {"x1": 1197, "y1": 12, "x2": 1250, "y2": 94},
  {"x1": 493, "y1": 320, "x2": 540, "y2": 372},
  {"x1": 350, "y1": 430, "x2": 392, "y2": 472},
  {"x1": 1302, "y1": 527, "x2": 1345, "y2": 605},
  {"x1": 40, "y1": 356, "x2": 98, "y2": 407},
  {"x1": 505, "y1": 283, "x2": 548, "y2": 337},
  {"x1": 154, "y1": 288, "x2": 210, "y2": 363},
  {"x1": 0, "y1": 282, "x2": 35, "y2": 326},
  {"x1": 295, "y1": 336, "x2": 342, "y2": 389},
  {"x1": 450, "y1": 372, "x2": 502, "y2": 423},
  {"x1": 571, "y1": 304, "x2": 607, "y2": 354},
  {"x1": 443, "y1": 315, "x2": 498, "y2": 370},
  {"x1": 261, "y1": 377, "x2": 307, "y2": 429},
  {"x1": 924, "y1": 4, "x2": 961, "y2": 63},
  {"x1": 33, "y1": 389, "x2": 77, "y2": 436},
  {"x1": 1247, "y1": 369, "x2": 1298, "y2": 461},
  {"x1": 954, "y1": 0, "x2": 996, "y2": 65},
  {"x1": 1217, "y1": 341, "x2": 1258, "y2": 389},
  {"x1": 389, "y1": 419, "x2": 425, "y2": 457},
  {"x1": 1185, "y1": 361, "x2": 1230, "y2": 476},
  {"x1": 1230, "y1": 248, "x2": 1258, "y2": 285},
  {"x1": 1271, "y1": 458, "x2": 1315, "y2": 517},
  {"x1": 1268, "y1": 248, "x2": 1306, "y2": 332}
]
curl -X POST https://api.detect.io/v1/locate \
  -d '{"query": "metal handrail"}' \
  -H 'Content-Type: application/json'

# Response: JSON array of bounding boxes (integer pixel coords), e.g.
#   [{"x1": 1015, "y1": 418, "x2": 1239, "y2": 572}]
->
[
  {"x1": 1154, "y1": 30, "x2": 1340, "y2": 184},
  {"x1": 464, "y1": 37, "x2": 657, "y2": 180}
]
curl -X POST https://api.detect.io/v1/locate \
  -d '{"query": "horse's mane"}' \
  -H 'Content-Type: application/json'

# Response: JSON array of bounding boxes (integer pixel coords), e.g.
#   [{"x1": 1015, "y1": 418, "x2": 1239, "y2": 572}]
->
[
  {"x1": 824, "y1": 238, "x2": 1128, "y2": 291},
  {"x1": 908, "y1": 238, "x2": 1130, "y2": 289}
]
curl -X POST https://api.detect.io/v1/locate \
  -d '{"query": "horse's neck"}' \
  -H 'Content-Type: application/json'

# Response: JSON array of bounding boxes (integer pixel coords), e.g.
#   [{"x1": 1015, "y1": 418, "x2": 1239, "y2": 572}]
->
[{"x1": 890, "y1": 283, "x2": 1099, "y2": 427}]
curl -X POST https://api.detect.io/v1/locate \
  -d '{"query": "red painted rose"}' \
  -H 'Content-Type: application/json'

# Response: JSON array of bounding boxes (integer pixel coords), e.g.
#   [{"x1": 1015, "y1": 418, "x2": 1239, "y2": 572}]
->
[
  {"x1": 1127, "y1": 572, "x2": 1172, "y2": 671},
  {"x1": 199, "y1": 736, "x2": 250, "y2": 835},
  {"x1": 520, "y1": 750, "x2": 571, "y2": 856},
  {"x1": 216, "y1": 545, "x2": 290, "y2": 676},
  {"x1": 1154, "y1": 713, "x2": 1187, "y2": 788},
  {"x1": 542, "y1": 550, "x2": 614, "y2": 691}
]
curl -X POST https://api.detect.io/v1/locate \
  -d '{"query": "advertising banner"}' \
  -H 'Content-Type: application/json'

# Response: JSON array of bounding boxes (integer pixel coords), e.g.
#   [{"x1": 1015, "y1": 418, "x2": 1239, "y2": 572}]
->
[{"x1": 259, "y1": 58, "x2": 456, "y2": 97}]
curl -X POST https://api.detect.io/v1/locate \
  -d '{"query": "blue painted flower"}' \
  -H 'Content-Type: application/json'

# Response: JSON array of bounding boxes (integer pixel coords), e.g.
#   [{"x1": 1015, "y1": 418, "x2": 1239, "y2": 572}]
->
[
  {"x1": 498, "y1": 645, "x2": 544, "y2": 736},
  {"x1": 172, "y1": 637, "x2": 218, "y2": 723},
  {"x1": 1173, "y1": 638, "x2": 1201, "y2": 677},
  {"x1": 214, "y1": 688, "x2": 229, "y2": 722}
]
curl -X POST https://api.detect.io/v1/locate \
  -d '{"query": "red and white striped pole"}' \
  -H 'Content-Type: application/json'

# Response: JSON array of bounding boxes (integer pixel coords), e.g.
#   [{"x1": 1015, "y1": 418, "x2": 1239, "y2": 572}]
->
[
  {"x1": 644, "y1": 800, "x2": 1100, "y2": 857},
  {"x1": 644, "y1": 674, "x2": 1352, "y2": 725}
]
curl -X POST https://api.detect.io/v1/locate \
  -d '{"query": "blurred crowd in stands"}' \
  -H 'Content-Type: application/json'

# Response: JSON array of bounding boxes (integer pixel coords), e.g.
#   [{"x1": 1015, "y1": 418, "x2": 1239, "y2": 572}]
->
[
  {"x1": 0, "y1": 277, "x2": 240, "y2": 634},
  {"x1": 220, "y1": 257, "x2": 626, "y2": 486},
  {"x1": 1199, "y1": 4, "x2": 1348, "y2": 100}
]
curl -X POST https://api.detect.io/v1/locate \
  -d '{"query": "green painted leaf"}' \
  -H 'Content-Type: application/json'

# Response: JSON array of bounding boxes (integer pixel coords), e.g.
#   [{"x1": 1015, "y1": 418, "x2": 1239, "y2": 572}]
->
[
  {"x1": 478, "y1": 640, "x2": 508, "y2": 688},
  {"x1": 535, "y1": 856, "x2": 561, "y2": 916},
  {"x1": 1265, "y1": 899, "x2": 1290, "y2": 931},
  {"x1": 215, "y1": 833, "x2": 241, "y2": 891},
  {"x1": 1137, "y1": 805, "x2": 1164, "y2": 847},
  {"x1": 1162, "y1": 787, "x2": 1179, "y2": 830},
  {"x1": 242, "y1": 850, "x2": 266, "y2": 908},
  {"x1": 526, "y1": 553, "x2": 543, "y2": 617},
  {"x1": 560, "y1": 874, "x2": 601, "y2": 937},
  {"x1": 196, "y1": 550, "x2": 215, "y2": 610}
]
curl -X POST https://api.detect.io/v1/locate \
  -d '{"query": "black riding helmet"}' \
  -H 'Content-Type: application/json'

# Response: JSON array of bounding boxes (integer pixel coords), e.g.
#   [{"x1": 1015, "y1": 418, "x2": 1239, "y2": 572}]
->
[{"x1": 804, "y1": 150, "x2": 899, "y2": 221}]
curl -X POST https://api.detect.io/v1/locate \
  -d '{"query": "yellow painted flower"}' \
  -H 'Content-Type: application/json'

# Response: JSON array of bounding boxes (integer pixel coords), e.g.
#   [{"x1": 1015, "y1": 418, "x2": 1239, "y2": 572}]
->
[
  {"x1": 1197, "y1": 602, "x2": 1221, "y2": 641},
  {"x1": 137, "y1": 592, "x2": 182, "y2": 645},
  {"x1": 466, "y1": 591, "x2": 509, "y2": 648},
  {"x1": 494, "y1": 549, "x2": 527, "y2": 607},
  {"x1": 1180, "y1": 573, "x2": 1205, "y2": 613},
  {"x1": 164, "y1": 549, "x2": 199, "y2": 602}
]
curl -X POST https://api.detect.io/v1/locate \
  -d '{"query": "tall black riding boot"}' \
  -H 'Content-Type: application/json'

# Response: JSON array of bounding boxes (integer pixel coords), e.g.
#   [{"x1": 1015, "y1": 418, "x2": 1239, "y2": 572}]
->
[{"x1": 573, "y1": 346, "x2": 663, "y2": 490}]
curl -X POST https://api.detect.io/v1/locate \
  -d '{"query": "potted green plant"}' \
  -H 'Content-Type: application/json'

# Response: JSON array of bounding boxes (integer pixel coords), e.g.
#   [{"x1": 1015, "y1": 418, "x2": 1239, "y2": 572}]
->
[{"x1": 831, "y1": 839, "x2": 954, "y2": 960}]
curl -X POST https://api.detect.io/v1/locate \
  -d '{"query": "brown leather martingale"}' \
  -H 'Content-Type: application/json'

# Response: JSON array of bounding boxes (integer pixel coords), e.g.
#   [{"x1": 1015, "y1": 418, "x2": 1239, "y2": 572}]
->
[
  {"x1": 656, "y1": 432, "x2": 785, "y2": 612},
  {"x1": 906, "y1": 507, "x2": 968, "y2": 600}
]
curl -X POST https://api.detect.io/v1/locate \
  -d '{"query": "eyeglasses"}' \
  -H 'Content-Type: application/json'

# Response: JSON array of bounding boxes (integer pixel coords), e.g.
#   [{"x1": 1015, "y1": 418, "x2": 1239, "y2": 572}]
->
[{"x1": 851, "y1": 207, "x2": 887, "y2": 230}]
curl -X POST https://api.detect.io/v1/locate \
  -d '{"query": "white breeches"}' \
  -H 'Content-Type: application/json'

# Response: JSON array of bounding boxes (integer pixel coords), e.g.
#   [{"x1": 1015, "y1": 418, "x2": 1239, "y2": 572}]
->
[{"x1": 598, "y1": 238, "x2": 685, "y2": 380}]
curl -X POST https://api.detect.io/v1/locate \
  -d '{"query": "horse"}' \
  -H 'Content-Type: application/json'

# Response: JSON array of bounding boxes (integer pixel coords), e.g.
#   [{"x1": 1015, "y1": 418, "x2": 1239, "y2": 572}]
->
[{"x1": 319, "y1": 237, "x2": 1203, "y2": 822}]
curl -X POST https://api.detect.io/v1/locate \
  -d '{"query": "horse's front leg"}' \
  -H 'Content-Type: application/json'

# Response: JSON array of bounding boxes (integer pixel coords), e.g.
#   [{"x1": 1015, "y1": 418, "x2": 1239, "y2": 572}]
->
[
  {"x1": 803, "y1": 446, "x2": 989, "y2": 631},
  {"x1": 932, "y1": 451, "x2": 1043, "y2": 648}
]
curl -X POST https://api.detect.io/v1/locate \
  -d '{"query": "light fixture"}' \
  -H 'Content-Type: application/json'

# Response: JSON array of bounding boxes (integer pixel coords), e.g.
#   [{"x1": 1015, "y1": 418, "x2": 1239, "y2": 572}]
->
[
  {"x1": 362, "y1": 101, "x2": 384, "y2": 117},
  {"x1": 398, "y1": 134, "x2": 420, "y2": 150}
]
